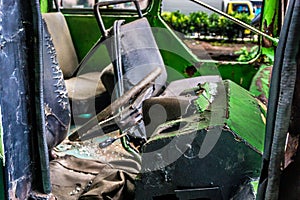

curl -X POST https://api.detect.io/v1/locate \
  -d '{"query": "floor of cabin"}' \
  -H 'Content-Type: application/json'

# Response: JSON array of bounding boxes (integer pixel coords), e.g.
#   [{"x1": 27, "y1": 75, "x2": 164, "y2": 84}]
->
[{"x1": 50, "y1": 130, "x2": 140, "y2": 200}]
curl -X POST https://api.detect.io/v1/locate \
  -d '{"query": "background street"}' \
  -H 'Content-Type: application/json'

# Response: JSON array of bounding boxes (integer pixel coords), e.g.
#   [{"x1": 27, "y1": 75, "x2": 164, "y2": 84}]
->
[{"x1": 162, "y1": 0, "x2": 222, "y2": 14}]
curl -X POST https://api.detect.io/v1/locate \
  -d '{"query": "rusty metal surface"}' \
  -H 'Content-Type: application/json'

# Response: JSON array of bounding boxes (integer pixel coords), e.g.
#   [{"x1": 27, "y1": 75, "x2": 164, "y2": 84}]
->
[{"x1": 249, "y1": 65, "x2": 272, "y2": 104}]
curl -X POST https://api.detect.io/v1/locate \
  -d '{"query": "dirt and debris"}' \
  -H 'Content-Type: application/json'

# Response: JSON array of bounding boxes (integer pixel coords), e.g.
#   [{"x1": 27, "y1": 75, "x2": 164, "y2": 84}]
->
[
  {"x1": 53, "y1": 130, "x2": 137, "y2": 163},
  {"x1": 183, "y1": 39, "x2": 256, "y2": 61}
]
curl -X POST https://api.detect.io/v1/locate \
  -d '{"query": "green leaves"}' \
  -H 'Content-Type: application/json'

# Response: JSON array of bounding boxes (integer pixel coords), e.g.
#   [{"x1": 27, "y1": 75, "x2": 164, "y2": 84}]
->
[
  {"x1": 209, "y1": 13, "x2": 220, "y2": 36},
  {"x1": 189, "y1": 12, "x2": 209, "y2": 35},
  {"x1": 161, "y1": 11, "x2": 252, "y2": 40},
  {"x1": 162, "y1": 11, "x2": 190, "y2": 34},
  {"x1": 235, "y1": 46, "x2": 259, "y2": 61}
]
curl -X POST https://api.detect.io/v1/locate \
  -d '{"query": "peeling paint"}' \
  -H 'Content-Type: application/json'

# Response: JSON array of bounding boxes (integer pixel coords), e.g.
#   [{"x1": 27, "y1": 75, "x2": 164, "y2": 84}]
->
[
  {"x1": 0, "y1": 28, "x2": 25, "y2": 53},
  {"x1": 228, "y1": 128, "x2": 262, "y2": 155},
  {"x1": 249, "y1": 65, "x2": 272, "y2": 105},
  {"x1": 263, "y1": 17, "x2": 276, "y2": 48},
  {"x1": 225, "y1": 80, "x2": 265, "y2": 153},
  {"x1": 0, "y1": 1, "x2": 36, "y2": 198},
  {"x1": 194, "y1": 82, "x2": 218, "y2": 112}
]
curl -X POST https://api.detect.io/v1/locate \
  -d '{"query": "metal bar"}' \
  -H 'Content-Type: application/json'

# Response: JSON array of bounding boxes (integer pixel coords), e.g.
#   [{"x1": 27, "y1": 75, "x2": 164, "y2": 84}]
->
[
  {"x1": 96, "y1": 0, "x2": 137, "y2": 7},
  {"x1": 32, "y1": 0, "x2": 52, "y2": 194},
  {"x1": 133, "y1": 0, "x2": 143, "y2": 18},
  {"x1": 93, "y1": 0, "x2": 142, "y2": 37},
  {"x1": 190, "y1": 0, "x2": 279, "y2": 45},
  {"x1": 53, "y1": 0, "x2": 60, "y2": 12},
  {"x1": 94, "y1": 3, "x2": 109, "y2": 37},
  {"x1": 113, "y1": 20, "x2": 125, "y2": 99}
]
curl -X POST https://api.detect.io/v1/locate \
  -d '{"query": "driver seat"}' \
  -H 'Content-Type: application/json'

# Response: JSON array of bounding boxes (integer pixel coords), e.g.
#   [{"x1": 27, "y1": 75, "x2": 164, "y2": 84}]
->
[{"x1": 42, "y1": 12, "x2": 113, "y2": 116}]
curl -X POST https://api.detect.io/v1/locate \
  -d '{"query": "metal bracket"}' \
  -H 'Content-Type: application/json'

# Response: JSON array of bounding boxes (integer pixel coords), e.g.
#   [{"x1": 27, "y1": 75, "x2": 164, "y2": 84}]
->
[{"x1": 93, "y1": 0, "x2": 142, "y2": 37}]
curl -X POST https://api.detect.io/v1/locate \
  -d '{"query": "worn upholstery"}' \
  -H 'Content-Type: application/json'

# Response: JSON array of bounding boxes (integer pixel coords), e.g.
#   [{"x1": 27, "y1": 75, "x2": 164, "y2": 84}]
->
[
  {"x1": 43, "y1": 19, "x2": 71, "y2": 150},
  {"x1": 65, "y1": 64, "x2": 113, "y2": 100},
  {"x1": 51, "y1": 130, "x2": 140, "y2": 200},
  {"x1": 118, "y1": 18, "x2": 167, "y2": 96},
  {"x1": 42, "y1": 12, "x2": 78, "y2": 78},
  {"x1": 50, "y1": 154, "x2": 138, "y2": 200},
  {"x1": 42, "y1": 12, "x2": 113, "y2": 103}
]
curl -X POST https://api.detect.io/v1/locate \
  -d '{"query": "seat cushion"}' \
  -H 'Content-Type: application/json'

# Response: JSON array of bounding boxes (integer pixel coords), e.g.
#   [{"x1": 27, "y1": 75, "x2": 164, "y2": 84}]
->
[
  {"x1": 65, "y1": 72, "x2": 106, "y2": 100},
  {"x1": 65, "y1": 64, "x2": 114, "y2": 100},
  {"x1": 100, "y1": 65, "x2": 115, "y2": 95},
  {"x1": 42, "y1": 12, "x2": 79, "y2": 78}
]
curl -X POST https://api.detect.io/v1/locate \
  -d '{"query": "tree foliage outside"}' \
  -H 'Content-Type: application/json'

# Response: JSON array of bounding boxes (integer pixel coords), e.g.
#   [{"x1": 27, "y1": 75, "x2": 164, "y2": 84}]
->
[
  {"x1": 234, "y1": 46, "x2": 259, "y2": 61},
  {"x1": 161, "y1": 11, "x2": 253, "y2": 41}
]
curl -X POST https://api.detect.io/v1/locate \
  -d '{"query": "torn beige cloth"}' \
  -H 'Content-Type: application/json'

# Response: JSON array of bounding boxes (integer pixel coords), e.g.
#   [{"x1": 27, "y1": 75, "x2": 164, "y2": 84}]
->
[{"x1": 50, "y1": 155, "x2": 139, "y2": 200}]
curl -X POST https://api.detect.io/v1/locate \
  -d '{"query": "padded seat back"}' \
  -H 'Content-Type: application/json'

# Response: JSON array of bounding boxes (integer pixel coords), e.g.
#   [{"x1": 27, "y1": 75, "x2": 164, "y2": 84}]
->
[
  {"x1": 42, "y1": 12, "x2": 113, "y2": 117},
  {"x1": 114, "y1": 18, "x2": 167, "y2": 97},
  {"x1": 42, "y1": 12, "x2": 79, "y2": 78},
  {"x1": 42, "y1": 19, "x2": 71, "y2": 150}
]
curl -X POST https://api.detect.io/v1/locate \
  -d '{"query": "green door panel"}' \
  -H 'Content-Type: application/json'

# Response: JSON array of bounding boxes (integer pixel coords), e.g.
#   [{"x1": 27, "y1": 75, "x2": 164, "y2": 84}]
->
[
  {"x1": 218, "y1": 63, "x2": 259, "y2": 89},
  {"x1": 64, "y1": 14, "x2": 101, "y2": 62},
  {"x1": 225, "y1": 80, "x2": 266, "y2": 153}
]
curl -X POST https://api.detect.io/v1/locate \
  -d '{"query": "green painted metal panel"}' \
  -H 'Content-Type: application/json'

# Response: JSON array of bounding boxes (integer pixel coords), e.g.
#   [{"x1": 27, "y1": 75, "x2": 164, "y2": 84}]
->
[
  {"x1": 139, "y1": 78, "x2": 265, "y2": 198},
  {"x1": 150, "y1": 18, "x2": 199, "y2": 80},
  {"x1": 263, "y1": 0, "x2": 280, "y2": 38},
  {"x1": 249, "y1": 64, "x2": 272, "y2": 104},
  {"x1": 225, "y1": 80, "x2": 266, "y2": 153},
  {"x1": 218, "y1": 63, "x2": 259, "y2": 90},
  {"x1": 65, "y1": 14, "x2": 141, "y2": 62},
  {"x1": 64, "y1": 14, "x2": 101, "y2": 62},
  {"x1": 261, "y1": 46, "x2": 275, "y2": 63},
  {"x1": 195, "y1": 83, "x2": 211, "y2": 112},
  {"x1": 40, "y1": 0, "x2": 48, "y2": 13},
  {"x1": 139, "y1": 126, "x2": 262, "y2": 198},
  {"x1": 251, "y1": 179, "x2": 259, "y2": 195},
  {"x1": 148, "y1": 79, "x2": 265, "y2": 153},
  {"x1": 75, "y1": 41, "x2": 112, "y2": 74},
  {"x1": 248, "y1": 46, "x2": 274, "y2": 103}
]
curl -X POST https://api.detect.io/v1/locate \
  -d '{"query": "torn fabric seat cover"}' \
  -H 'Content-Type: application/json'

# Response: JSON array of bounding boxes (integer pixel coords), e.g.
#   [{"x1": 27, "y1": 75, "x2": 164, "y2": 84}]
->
[
  {"x1": 50, "y1": 138, "x2": 140, "y2": 200},
  {"x1": 50, "y1": 155, "x2": 138, "y2": 200}
]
